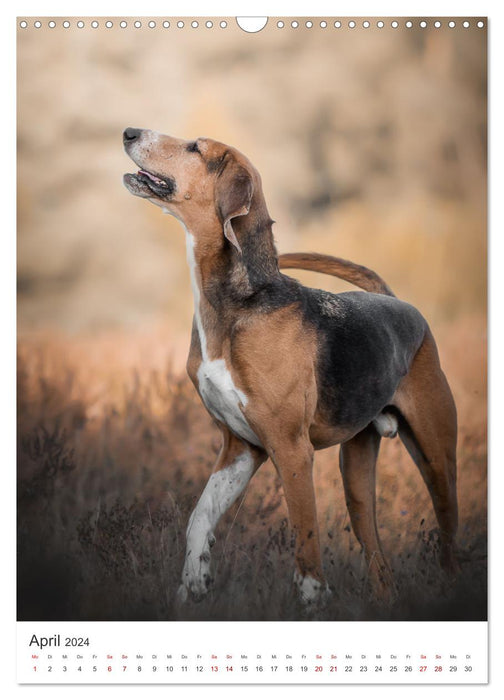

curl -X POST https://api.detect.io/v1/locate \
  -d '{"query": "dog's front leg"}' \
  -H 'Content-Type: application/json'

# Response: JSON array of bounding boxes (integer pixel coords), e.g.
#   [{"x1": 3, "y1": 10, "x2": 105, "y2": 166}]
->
[
  {"x1": 270, "y1": 437, "x2": 330, "y2": 605},
  {"x1": 178, "y1": 429, "x2": 266, "y2": 602}
]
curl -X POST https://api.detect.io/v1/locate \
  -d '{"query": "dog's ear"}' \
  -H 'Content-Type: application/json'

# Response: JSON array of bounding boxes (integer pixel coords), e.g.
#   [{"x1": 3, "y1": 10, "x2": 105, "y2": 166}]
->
[{"x1": 215, "y1": 163, "x2": 253, "y2": 255}]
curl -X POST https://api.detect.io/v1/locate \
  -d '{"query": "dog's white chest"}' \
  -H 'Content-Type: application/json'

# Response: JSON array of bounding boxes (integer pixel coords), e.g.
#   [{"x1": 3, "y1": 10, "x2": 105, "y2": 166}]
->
[
  {"x1": 197, "y1": 359, "x2": 261, "y2": 447},
  {"x1": 185, "y1": 229, "x2": 261, "y2": 447}
]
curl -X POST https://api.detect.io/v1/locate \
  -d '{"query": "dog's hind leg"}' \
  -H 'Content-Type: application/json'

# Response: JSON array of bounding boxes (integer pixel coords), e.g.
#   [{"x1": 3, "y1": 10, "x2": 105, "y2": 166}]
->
[
  {"x1": 392, "y1": 329, "x2": 459, "y2": 574},
  {"x1": 339, "y1": 424, "x2": 396, "y2": 599},
  {"x1": 178, "y1": 427, "x2": 266, "y2": 602}
]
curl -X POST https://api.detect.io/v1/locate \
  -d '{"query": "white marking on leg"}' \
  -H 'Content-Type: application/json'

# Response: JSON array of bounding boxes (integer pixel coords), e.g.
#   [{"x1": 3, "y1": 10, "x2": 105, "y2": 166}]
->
[
  {"x1": 373, "y1": 411, "x2": 398, "y2": 438},
  {"x1": 179, "y1": 449, "x2": 255, "y2": 600}
]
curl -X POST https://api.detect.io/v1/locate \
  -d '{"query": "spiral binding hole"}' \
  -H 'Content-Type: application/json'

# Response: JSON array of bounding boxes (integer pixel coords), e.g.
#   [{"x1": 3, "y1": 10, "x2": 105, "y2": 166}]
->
[{"x1": 18, "y1": 17, "x2": 486, "y2": 32}]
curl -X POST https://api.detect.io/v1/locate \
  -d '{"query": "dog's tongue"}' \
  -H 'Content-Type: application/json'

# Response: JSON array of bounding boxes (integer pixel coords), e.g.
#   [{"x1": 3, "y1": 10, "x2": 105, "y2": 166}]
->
[{"x1": 138, "y1": 169, "x2": 164, "y2": 184}]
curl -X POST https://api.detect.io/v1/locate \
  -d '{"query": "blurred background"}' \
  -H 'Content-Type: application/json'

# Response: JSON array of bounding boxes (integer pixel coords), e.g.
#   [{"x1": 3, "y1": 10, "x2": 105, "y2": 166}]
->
[
  {"x1": 18, "y1": 18, "x2": 486, "y2": 342},
  {"x1": 17, "y1": 18, "x2": 487, "y2": 621}
]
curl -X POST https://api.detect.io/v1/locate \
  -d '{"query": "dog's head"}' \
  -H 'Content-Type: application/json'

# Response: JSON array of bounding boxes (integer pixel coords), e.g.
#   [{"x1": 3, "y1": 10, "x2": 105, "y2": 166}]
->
[{"x1": 123, "y1": 128, "x2": 263, "y2": 253}]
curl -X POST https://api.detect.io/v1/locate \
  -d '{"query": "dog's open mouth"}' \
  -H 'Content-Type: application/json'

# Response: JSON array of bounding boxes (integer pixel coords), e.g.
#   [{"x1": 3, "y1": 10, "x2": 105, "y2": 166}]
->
[{"x1": 123, "y1": 169, "x2": 176, "y2": 199}]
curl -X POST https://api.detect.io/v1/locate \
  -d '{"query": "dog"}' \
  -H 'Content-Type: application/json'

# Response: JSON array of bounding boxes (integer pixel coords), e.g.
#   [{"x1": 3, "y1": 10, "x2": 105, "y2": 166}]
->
[{"x1": 123, "y1": 128, "x2": 458, "y2": 605}]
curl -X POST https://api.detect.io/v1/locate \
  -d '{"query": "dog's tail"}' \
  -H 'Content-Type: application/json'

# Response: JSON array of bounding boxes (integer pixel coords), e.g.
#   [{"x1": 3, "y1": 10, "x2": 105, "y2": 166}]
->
[{"x1": 278, "y1": 252, "x2": 395, "y2": 297}]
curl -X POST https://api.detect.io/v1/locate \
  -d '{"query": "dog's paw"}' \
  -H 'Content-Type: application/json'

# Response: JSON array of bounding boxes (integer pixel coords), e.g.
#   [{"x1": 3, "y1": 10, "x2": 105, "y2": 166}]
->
[
  {"x1": 176, "y1": 580, "x2": 209, "y2": 604},
  {"x1": 177, "y1": 570, "x2": 213, "y2": 603},
  {"x1": 294, "y1": 572, "x2": 331, "y2": 606},
  {"x1": 176, "y1": 584, "x2": 189, "y2": 605}
]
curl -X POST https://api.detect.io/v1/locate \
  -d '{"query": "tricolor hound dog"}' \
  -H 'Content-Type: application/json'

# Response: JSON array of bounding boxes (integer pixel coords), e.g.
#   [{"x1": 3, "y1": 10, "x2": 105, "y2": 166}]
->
[{"x1": 123, "y1": 128, "x2": 458, "y2": 605}]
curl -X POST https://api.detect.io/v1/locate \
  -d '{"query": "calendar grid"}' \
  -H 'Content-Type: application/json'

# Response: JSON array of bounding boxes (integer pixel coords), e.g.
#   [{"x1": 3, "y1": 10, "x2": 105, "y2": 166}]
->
[{"x1": 17, "y1": 621, "x2": 488, "y2": 684}]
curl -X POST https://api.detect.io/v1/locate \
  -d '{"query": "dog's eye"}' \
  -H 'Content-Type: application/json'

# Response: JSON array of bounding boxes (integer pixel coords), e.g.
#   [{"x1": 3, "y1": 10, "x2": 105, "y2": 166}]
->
[{"x1": 187, "y1": 141, "x2": 201, "y2": 154}]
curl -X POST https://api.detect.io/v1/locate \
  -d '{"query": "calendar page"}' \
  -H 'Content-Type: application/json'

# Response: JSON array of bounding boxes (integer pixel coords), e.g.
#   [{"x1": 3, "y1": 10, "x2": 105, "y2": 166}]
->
[{"x1": 16, "y1": 7, "x2": 488, "y2": 686}]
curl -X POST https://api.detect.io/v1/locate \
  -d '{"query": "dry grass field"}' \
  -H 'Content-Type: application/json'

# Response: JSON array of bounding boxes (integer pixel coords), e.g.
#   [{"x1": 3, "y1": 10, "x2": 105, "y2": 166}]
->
[
  {"x1": 17, "y1": 19, "x2": 486, "y2": 621},
  {"x1": 17, "y1": 310, "x2": 486, "y2": 622}
]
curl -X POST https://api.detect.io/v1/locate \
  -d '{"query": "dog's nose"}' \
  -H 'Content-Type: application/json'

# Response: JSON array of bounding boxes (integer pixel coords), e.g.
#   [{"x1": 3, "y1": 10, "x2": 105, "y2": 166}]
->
[{"x1": 123, "y1": 127, "x2": 142, "y2": 143}]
